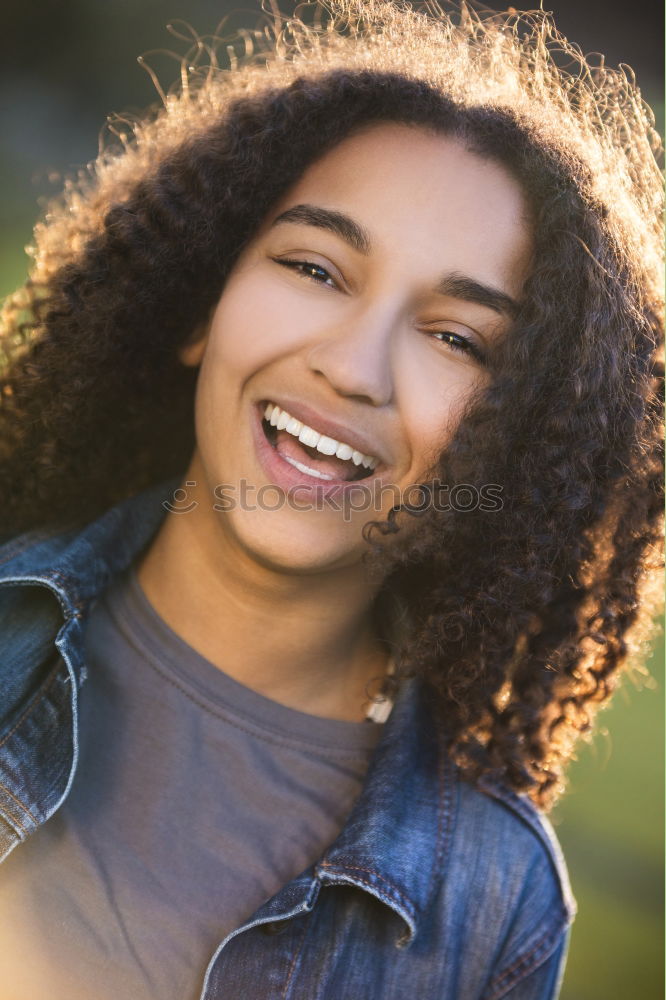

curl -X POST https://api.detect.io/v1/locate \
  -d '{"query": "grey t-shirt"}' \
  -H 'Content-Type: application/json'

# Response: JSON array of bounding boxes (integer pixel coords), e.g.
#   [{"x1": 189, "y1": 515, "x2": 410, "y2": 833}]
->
[{"x1": 0, "y1": 566, "x2": 384, "y2": 1000}]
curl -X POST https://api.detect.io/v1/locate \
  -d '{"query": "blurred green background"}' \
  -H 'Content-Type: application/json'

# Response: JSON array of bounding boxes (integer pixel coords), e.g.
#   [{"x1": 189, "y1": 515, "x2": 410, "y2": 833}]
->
[{"x1": 1, "y1": 3, "x2": 663, "y2": 998}]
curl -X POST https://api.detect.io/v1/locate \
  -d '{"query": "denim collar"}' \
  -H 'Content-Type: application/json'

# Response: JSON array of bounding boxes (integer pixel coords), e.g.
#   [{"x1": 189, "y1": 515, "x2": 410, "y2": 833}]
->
[
  {"x1": 318, "y1": 676, "x2": 455, "y2": 946},
  {"x1": 0, "y1": 478, "x2": 181, "y2": 621},
  {"x1": 0, "y1": 478, "x2": 456, "y2": 945}
]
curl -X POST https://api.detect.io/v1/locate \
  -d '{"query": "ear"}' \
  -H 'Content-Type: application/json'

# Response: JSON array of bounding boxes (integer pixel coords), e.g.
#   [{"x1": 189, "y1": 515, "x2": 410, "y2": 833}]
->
[{"x1": 178, "y1": 325, "x2": 209, "y2": 367}]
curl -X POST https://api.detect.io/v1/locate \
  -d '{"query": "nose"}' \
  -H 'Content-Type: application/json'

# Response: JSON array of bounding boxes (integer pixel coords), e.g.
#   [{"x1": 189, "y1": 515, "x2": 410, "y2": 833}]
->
[{"x1": 305, "y1": 306, "x2": 395, "y2": 407}]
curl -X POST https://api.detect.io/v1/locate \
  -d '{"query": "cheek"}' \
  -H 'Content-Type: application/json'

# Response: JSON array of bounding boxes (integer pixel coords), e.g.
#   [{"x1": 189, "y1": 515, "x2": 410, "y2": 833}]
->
[
  {"x1": 401, "y1": 365, "x2": 485, "y2": 476},
  {"x1": 204, "y1": 270, "x2": 319, "y2": 377},
  {"x1": 407, "y1": 409, "x2": 452, "y2": 476}
]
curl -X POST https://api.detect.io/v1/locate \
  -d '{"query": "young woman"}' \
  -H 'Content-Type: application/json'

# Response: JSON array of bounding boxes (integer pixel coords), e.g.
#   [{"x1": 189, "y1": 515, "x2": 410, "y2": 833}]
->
[{"x1": 0, "y1": 2, "x2": 662, "y2": 998}]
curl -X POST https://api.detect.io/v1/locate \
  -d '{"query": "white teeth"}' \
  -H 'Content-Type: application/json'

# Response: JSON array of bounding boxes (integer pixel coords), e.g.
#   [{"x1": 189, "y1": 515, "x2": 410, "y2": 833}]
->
[
  {"x1": 285, "y1": 417, "x2": 302, "y2": 435},
  {"x1": 299, "y1": 425, "x2": 320, "y2": 448},
  {"x1": 262, "y1": 402, "x2": 379, "y2": 470},
  {"x1": 316, "y1": 435, "x2": 338, "y2": 456},
  {"x1": 281, "y1": 454, "x2": 335, "y2": 480}
]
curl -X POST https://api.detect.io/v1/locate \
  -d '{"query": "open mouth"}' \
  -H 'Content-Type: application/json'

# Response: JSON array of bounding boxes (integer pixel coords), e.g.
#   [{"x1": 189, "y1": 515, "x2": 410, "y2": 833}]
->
[{"x1": 260, "y1": 401, "x2": 379, "y2": 483}]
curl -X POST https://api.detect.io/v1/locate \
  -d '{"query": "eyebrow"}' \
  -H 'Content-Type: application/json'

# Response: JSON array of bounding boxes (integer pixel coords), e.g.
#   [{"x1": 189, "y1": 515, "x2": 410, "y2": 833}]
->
[
  {"x1": 271, "y1": 204, "x2": 372, "y2": 255},
  {"x1": 434, "y1": 273, "x2": 519, "y2": 319},
  {"x1": 270, "y1": 202, "x2": 520, "y2": 318}
]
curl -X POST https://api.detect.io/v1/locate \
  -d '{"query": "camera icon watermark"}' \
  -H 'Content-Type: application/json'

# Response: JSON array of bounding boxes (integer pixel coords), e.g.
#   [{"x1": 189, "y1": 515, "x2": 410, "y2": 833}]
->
[{"x1": 162, "y1": 481, "x2": 199, "y2": 513}]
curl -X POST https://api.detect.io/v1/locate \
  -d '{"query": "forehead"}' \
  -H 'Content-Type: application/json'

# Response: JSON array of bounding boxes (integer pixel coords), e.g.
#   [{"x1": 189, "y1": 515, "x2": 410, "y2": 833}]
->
[{"x1": 264, "y1": 122, "x2": 533, "y2": 299}]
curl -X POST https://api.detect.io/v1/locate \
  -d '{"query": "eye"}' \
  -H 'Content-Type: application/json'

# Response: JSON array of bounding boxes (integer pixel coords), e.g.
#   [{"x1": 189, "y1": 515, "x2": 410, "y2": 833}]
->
[
  {"x1": 272, "y1": 257, "x2": 338, "y2": 289},
  {"x1": 430, "y1": 330, "x2": 485, "y2": 364}
]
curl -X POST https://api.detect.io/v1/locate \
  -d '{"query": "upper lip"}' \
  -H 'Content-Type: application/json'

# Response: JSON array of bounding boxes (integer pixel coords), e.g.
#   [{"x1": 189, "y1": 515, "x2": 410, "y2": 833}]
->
[{"x1": 259, "y1": 397, "x2": 391, "y2": 467}]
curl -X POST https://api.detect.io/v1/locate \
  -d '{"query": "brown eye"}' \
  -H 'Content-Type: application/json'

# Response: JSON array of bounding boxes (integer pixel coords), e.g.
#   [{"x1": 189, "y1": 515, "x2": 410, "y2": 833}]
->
[
  {"x1": 431, "y1": 330, "x2": 485, "y2": 363},
  {"x1": 273, "y1": 258, "x2": 337, "y2": 288}
]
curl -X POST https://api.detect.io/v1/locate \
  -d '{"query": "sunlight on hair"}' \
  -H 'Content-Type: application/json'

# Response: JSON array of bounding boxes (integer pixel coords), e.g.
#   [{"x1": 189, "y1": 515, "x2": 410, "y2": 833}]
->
[{"x1": 2, "y1": 0, "x2": 661, "y2": 342}]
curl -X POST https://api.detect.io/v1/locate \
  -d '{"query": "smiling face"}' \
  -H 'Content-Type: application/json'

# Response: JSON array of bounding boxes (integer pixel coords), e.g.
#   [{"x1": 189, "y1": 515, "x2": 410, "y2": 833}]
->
[{"x1": 182, "y1": 122, "x2": 533, "y2": 574}]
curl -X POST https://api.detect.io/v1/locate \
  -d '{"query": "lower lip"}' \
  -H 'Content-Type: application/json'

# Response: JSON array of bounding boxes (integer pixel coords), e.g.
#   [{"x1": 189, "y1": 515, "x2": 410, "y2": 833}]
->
[{"x1": 251, "y1": 403, "x2": 383, "y2": 500}]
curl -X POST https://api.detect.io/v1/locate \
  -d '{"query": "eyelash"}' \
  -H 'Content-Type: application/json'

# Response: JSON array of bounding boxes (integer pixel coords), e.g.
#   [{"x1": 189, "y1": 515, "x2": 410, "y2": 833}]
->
[
  {"x1": 274, "y1": 257, "x2": 337, "y2": 287},
  {"x1": 273, "y1": 257, "x2": 485, "y2": 363},
  {"x1": 431, "y1": 331, "x2": 485, "y2": 363}
]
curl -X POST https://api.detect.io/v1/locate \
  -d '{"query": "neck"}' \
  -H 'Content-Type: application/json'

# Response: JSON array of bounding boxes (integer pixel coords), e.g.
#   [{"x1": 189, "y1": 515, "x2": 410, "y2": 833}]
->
[{"x1": 136, "y1": 476, "x2": 391, "y2": 723}]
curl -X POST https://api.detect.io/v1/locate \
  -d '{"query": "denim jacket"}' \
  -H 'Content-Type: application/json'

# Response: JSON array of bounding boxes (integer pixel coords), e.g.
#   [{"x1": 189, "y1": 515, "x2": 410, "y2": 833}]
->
[{"x1": 0, "y1": 481, "x2": 577, "y2": 999}]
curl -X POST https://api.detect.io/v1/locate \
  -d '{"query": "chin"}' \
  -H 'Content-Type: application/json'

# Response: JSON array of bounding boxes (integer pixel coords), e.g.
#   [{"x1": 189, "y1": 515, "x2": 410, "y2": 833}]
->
[{"x1": 226, "y1": 509, "x2": 369, "y2": 576}]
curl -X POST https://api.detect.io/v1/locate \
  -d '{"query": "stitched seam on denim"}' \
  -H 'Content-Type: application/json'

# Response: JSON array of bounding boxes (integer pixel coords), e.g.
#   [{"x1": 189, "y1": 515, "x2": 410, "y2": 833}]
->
[
  {"x1": 0, "y1": 532, "x2": 55, "y2": 568},
  {"x1": 0, "y1": 788, "x2": 30, "y2": 834},
  {"x1": 0, "y1": 571, "x2": 82, "y2": 619},
  {"x1": 0, "y1": 803, "x2": 24, "y2": 841},
  {"x1": 0, "y1": 662, "x2": 62, "y2": 751},
  {"x1": 0, "y1": 658, "x2": 64, "y2": 831},
  {"x1": 484, "y1": 915, "x2": 568, "y2": 1000},
  {"x1": 319, "y1": 861, "x2": 415, "y2": 918},
  {"x1": 431, "y1": 739, "x2": 455, "y2": 909},
  {"x1": 281, "y1": 914, "x2": 311, "y2": 999},
  {"x1": 49, "y1": 570, "x2": 83, "y2": 616}
]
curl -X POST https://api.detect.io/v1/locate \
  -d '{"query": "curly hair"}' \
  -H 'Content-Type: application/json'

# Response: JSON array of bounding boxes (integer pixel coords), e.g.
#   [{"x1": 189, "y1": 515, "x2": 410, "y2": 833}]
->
[{"x1": 1, "y1": 0, "x2": 663, "y2": 810}]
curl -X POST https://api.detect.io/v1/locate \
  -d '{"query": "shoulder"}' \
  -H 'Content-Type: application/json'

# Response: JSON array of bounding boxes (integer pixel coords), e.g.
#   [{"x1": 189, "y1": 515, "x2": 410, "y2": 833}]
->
[
  {"x1": 434, "y1": 767, "x2": 576, "y2": 996},
  {"x1": 0, "y1": 522, "x2": 85, "y2": 594},
  {"x1": 0, "y1": 478, "x2": 174, "y2": 615},
  {"x1": 458, "y1": 772, "x2": 576, "y2": 921},
  {"x1": 0, "y1": 523, "x2": 84, "y2": 657},
  {"x1": 0, "y1": 526, "x2": 81, "y2": 735}
]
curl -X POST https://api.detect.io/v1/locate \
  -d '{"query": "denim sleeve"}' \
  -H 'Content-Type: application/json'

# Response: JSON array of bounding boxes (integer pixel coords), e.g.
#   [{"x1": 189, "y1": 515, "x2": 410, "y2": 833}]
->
[{"x1": 492, "y1": 926, "x2": 571, "y2": 1000}]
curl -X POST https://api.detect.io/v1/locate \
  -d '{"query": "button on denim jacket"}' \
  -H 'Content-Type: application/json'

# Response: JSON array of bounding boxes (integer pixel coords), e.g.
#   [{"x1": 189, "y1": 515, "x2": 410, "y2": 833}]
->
[{"x1": 0, "y1": 480, "x2": 577, "y2": 999}]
